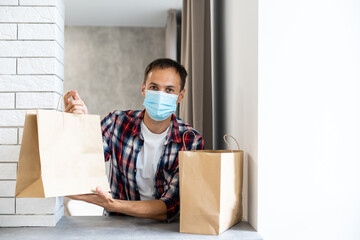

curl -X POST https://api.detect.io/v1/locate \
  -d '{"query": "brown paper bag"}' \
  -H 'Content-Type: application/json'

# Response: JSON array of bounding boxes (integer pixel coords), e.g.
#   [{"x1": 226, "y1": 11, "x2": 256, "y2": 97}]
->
[
  {"x1": 15, "y1": 109, "x2": 110, "y2": 198},
  {"x1": 179, "y1": 134, "x2": 243, "y2": 235}
]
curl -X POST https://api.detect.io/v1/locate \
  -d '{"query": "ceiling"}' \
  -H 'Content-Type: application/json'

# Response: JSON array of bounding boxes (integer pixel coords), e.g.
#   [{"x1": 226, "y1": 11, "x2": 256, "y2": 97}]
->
[{"x1": 64, "y1": 0, "x2": 182, "y2": 27}]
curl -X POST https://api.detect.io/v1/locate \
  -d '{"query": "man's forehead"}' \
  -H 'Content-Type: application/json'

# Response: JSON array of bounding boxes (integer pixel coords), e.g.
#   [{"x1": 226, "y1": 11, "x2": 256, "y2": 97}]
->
[
  {"x1": 146, "y1": 68, "x2": 181, "y2": 86},
  {"x1": 148, "y1": 67, "x2": 178, "y2": 76}
]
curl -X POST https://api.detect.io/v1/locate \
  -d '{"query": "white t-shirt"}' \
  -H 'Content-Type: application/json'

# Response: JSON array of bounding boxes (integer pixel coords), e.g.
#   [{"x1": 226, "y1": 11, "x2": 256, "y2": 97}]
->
[{"x1": 136, "y1": 121, "x2": 169, "y2": 200}]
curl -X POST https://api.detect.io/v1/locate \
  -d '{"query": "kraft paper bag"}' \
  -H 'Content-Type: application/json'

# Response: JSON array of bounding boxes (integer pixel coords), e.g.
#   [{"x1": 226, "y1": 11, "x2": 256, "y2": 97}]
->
[
  {"x1": 15, "y1": 109, "x2": 110, "y2": 198},
  {"x1": 179, "y1": 134, "x2": 243, "y2": 235}
]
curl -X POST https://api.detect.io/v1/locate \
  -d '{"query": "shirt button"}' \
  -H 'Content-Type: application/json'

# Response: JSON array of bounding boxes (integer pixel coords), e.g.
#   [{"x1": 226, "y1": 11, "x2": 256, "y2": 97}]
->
[
  {"x1": 136, "y1": 187, "x2": 139, "y2": 191},
  {"x1": 134, "y1": 169, "x2": 137, "y2": 173}
]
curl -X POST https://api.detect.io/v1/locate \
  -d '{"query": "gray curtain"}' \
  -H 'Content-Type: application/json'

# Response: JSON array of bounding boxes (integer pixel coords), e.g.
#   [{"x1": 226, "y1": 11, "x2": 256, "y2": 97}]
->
[
  {"x1": 165, "y1": 9, "x2": 178, "y2": 61},
  {"x1": 180, "y1": 0, "x2": 212, "y2": 149}
]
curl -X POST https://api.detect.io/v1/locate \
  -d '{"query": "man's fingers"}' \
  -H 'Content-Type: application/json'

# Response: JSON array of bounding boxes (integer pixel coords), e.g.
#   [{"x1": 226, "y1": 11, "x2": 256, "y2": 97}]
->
[
  {"x1": 72, "y1": 110, "x2": 84, "y2": 114},
  {"x1": 64, "y1": 100, "x2": 84, "y2": 112},
  {"x1": 63, "y1": 91, "x2": 74, "y2": 102},
  {"x1": 74, "y1": 90, "x2": 81, "y2": 100},
  {"x1": 63, "y1": 90, "x2": 82, "y2": 107},
  {"x1": 66, "y1": 189, "x2": 113, "y2": 209},
  {"x1": 96, "y1": 190, "x2": 106, "y2": 199},
  {"x1": 63, "y1": 90, "x2": 88, "y2": 114},
  {"x1": 69, "y1": 105, "x2": 85, "y2": 112},
  {"x1": 96, "y1": 187, "x2": 107, "y2": 199},
  {"x1": 96, "y1": 186, "x2": 112, "y2": 200},
  {"x1": 65, "y1": 105, "x2": 85, "y2": 114},
  {"x1": 65, "y1": 103, "x2": 87, "y2": 114},
  {"x1": 63, "y1": 90, "x2": 77, "y2": 104},
  {"x1": 67, "y1": 194, "x2": 96, "y2": 202},
  {"x1": 68, "y1": 100, "x2": 83, "y2": 108}
]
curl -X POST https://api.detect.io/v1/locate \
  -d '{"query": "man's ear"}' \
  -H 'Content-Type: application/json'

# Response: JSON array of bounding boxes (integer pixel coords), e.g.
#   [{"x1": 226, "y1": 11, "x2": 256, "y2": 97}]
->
[
  {"x1": 177, "y1": 88, "x2": 186, "y2": 104},
  {"x1": 141, "y1": 82, "x2": 146, "y2": 97}
]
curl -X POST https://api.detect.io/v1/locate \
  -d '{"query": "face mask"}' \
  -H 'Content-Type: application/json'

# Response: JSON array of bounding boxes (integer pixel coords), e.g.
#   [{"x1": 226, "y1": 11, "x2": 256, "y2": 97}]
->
[{"x1": 143, "y1": 90, "x2": 180, "y2": 121}]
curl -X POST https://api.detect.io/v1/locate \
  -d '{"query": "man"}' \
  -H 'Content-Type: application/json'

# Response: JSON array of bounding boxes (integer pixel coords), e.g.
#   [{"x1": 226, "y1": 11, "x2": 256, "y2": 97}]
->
[{"x1": 64, "y1": 58, "x2": 204, "y2": 222}]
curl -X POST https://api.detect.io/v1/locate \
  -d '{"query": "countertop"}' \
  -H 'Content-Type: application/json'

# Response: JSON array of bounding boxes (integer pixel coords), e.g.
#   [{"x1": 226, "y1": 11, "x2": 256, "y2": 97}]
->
[{"x1": 0, "y1": 216, "x2": 263, "y2": 240}]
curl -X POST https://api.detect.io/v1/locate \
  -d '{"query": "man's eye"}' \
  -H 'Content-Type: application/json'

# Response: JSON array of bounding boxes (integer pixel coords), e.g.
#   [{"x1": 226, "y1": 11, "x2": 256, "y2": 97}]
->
[
  {"x1": 167, "y1": 89, "x2": 174, "y2": 92},
  {"x1": 149, "y1": 86, "x2": 158, "y2": 90}
]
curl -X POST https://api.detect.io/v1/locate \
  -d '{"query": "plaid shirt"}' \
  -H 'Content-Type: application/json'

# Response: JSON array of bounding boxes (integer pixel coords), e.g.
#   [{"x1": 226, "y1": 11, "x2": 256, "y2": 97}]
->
[{"x1": 101, "y1": 109, "x2": 204, "y2": 221}]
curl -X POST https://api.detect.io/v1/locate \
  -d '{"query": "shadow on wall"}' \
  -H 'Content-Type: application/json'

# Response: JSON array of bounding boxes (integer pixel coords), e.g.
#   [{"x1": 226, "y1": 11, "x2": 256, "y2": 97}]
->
[{"x1": 246, "y1": 153, "x2": 257, "y2": 229}]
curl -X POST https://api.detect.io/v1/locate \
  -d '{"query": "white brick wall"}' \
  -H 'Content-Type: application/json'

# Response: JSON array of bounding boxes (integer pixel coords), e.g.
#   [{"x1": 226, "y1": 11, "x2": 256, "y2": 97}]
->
[
  {"x1": 0, "y1": 110, "x2": 26, "y2": 126},
  {"x1": 0, "y1": 163, "x2": 17, "y2": 179},
  {"x1": 0, "y1": 58, "x2": 16, "y2": 74},
  {"x1": 56, "y1": 196, "x2": 63, "y2": 209},
  {"x1": 0, "y1": 145, "x2": 20, "y2": 162},
  {"x1": 0, "y1": 0, "x2": 18, "y2": 5},
  {"x1": 19, "y1": 0, "x2": 65, "y2": 20},
  {"x1": 20, "y1": 0, "x2": 56, "y2": 5},
  {"x1": 0, "y1": 41, "x2": 64, "y2": 63},
  {"x1": 0, "y1": 128, "x2": 17, "y2": 144},
  {"x1": 0, "y1": 198, "x2": 15, "y2": 214},
  {"x1": 16, "y1": 197, "x2": 62, "y2": 214},
  {"x1": 0, "y1": 24, "x2": 17, "y2": 40},
  {"x1": 16, "y1": 92, "x2": 61, "y2": 109},
  {"x1": 0, "y1": 0, "x2": 64, "y2": 226},
  {"x1": 0, "y1": 205, "x2": 64, "y2": 227},
  {"x1": 0, "y1": 75, "x2": 63, "y2": 93},
  {"x1": 18, "y1": 57, "x2": 64, "y2": 79},
  {"x1": 16, "y1": 198, "x2": 48, "y2": 214},
  {"x1": 0, "y1": 7, "x2": 64, "y2": 30},
  {"x1": 0, "y1": 93, "x2": 15, "y2": 108},
  {"x1": 0, "y1": 180, "x2": 16, "y2": 196},
  {"x1": 18, "y1": 24, "x2": 64, "y2": 48}
]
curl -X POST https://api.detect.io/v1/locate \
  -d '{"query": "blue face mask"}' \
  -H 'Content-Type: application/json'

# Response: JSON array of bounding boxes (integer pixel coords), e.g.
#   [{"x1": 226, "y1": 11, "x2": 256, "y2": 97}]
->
[{"x1": 143, "y1": 90, "x2": 180, "y2": 121}]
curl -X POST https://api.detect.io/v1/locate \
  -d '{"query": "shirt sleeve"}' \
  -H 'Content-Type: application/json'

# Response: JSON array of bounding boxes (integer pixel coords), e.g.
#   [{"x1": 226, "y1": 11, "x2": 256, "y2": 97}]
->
[
  {"x1": 160, "y1": 132, "x2": 204, "y2": 222},
  {"x1": 100, "y1": 111, "x2": 117, "y2": 162},
  {"x1": 159, "y1": 167, "x2": 180, "y2": 222}
]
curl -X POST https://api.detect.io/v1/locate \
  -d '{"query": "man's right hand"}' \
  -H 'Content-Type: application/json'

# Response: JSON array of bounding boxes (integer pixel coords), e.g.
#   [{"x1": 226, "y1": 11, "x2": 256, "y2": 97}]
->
[{"x1": 64, "y1": 90, "x2": 88, "y2": 114}]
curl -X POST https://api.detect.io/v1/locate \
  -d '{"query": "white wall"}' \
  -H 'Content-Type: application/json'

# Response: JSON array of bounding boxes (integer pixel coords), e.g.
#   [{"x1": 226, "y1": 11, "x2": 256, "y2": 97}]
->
[
  {"x1": 223, "y1": 0, "x2": 360, "y2": 238},
  {"x1": 258, "y1": 0, "x2": 360, "y2": 239},
  {"x1": 222, "y1": 0, "x2": 258, "y2": 228}
]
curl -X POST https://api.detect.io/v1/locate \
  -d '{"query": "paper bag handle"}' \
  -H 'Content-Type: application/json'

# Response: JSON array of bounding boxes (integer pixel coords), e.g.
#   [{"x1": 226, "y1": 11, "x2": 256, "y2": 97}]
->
[
  {"x1": 57, "y1": 94, "x2": 65, "y2": 112},
  {"x1": 182, "y1": 130, "x2": 198, "y2": 151},
  {"x1": 56, "y1": 92, "x2": 87, "y2": 128},
  {"x1": 223, "y1": 134, "x2": 240, "y2": 151}
]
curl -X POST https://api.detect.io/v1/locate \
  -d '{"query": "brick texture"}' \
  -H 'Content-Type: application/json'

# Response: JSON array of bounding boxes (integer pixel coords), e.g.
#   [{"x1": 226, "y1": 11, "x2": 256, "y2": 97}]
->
[{"x1": 0, "y1": 0, "x2": 64, "y2": 226}]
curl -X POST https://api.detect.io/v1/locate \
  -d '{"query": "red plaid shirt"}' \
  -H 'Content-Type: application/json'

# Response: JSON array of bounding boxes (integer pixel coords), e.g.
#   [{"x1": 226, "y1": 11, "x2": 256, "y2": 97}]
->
[{"x1": 101, "y1": 110, "x2": 204, "y2": 221}]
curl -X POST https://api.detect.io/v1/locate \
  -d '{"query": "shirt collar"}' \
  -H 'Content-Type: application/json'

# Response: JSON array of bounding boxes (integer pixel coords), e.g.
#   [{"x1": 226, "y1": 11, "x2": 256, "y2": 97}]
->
[{"x1": 132, "y1": 110, "x2": 182, "y2": 144}]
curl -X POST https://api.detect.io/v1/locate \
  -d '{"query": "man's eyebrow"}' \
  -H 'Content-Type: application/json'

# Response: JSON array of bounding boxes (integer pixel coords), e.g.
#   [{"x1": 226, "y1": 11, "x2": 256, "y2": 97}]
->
[
  {"x1": 148, "y1": 82, "x2": 176, "y2": 88},
  {"x1": 148, "y1": 82, "x2": 158, "y2": 86}
]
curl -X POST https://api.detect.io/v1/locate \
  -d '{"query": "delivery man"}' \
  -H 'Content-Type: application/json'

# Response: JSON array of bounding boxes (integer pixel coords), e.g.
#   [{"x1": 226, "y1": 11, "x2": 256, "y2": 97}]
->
[{"x1": 64, "y1": 58, "x2": 204, "y2": 222}]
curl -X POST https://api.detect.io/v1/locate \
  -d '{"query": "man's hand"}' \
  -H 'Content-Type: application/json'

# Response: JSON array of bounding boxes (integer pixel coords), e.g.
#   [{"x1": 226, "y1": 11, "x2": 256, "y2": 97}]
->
[
  {"x1": 64, "y1": 90, "x2": 88, "y2": 114},
  {"x1": 67, "y1": 186, "x2": 114, "y2": 212},
  {"x1": 67, "y1": 186, "x2": 168, "y2": 221}
]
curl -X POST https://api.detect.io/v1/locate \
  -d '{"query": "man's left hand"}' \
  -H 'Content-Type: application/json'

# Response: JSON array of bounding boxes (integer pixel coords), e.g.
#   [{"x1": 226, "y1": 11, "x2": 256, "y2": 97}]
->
[{"x1": 67, "y1": 186, "x2": 114, "y2": 211}]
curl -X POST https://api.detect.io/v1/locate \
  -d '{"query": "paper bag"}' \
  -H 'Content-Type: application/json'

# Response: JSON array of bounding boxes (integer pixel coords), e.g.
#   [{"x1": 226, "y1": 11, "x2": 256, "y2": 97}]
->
[
  {"x1": 179, "y1": 134, "x2": 243, "y2": 235},
  {"x1": 15, "y1": 110, "x2": 110, "y2": 198}
]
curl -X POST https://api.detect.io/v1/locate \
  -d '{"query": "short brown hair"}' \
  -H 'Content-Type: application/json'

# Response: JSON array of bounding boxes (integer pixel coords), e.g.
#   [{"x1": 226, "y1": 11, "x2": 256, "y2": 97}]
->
[{"x1": 144, "y1": 58, "x2": 187, "y2": 90}]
